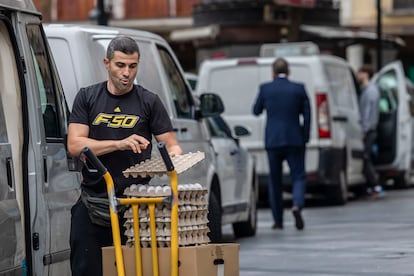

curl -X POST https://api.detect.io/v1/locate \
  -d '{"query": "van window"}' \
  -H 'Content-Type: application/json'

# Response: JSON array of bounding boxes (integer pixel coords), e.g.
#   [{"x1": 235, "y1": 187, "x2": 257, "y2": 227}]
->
[
  {"x1": 324, "y1": 64, "x2": 355, "y2": 109},
  {"x1": 376, "y1": 70, "x2": 398, "y2": 113},
  {"x1": 26, "y1": 25, "x2": 61, "y2": 139},
  {"x1": 47, "y1": 38, "x2": 78, "y2": 108},
  {"x1": 157, "y1": 46, "x2": 192, "y2": 118},
  {"x1": 134, "y1": 41, "x2": 163, "y2": 95},
  {"x1": 210, "y1": 65, "x2": 261, "y2": 116}
]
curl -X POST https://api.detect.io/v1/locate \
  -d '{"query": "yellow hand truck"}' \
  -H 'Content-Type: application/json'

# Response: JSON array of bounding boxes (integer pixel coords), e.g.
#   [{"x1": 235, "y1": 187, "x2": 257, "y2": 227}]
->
[{"x1": 81, "y1": 142, "x2": 190, "y2": 276}]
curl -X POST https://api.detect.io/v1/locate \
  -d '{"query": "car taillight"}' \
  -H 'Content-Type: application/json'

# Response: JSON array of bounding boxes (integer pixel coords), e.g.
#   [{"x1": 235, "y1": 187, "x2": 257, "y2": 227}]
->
[{"x1": 316, "y1": 93, "x2": 331, "y2": 139}]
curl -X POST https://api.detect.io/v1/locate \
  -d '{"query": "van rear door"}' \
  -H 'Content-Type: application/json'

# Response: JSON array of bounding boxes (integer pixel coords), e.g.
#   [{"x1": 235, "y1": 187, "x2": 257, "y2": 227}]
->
[
  {"x1": 373, "y1": 61, "x2": 412, "y2": 180},
  {"x1": 0, "y1": 17, "x2": 24, "y2": 275},
  {"x1": 19, "y1": 17, "x2": 80, "y2": 275},
  {"x1": 323, "y1": 62, "x2": 364, "y2": 184}
]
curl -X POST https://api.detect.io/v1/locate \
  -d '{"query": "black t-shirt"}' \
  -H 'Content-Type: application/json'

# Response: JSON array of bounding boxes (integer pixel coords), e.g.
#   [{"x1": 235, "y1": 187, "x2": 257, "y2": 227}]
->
[{"x1": 69, "y1": 82, "x2": 173, "y2": 197}]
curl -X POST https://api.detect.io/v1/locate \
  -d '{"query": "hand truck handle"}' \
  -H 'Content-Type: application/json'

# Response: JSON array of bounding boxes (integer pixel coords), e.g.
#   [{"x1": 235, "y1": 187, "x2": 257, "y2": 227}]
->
[
  {"x1": 80, "y1": 147, "x2": 107, "y2": 175},
  {"x1": 157, "y1": 142, "x2": 174, "y2": 171}
]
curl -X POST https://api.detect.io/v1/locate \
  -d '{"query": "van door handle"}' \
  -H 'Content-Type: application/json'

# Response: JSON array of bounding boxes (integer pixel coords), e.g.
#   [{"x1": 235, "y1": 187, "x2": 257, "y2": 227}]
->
[
  {"x1": 173, "y1": 128, "x2": 188, "y2": 132},
  {"x1": 43, "y1": 156, "x2": 48, "y2": 183},
  {"x1": 6, "y1": 157, "x2": 14, "y2": 189},
  {"x1": 332, "y1": 116, "x2": 348, "y2": 122}
]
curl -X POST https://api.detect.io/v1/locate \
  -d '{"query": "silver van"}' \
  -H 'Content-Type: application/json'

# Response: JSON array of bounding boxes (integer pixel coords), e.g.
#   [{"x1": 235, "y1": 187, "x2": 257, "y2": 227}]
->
[
  {"x1": 44, "y1": 24, "x2": 258, "y2": 241},
  {"x1": 196, "y1": 55, "x2": 366, "y2": 205},
  {"x1": 0, "y1": 1, "x2": 80, "y2": 275}
]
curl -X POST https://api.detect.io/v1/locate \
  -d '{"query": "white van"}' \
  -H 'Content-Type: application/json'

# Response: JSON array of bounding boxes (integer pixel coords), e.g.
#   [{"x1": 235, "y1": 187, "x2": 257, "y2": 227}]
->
[
  {"x1": 196, "y1": 55, "x2": 366, "y2": 205},
  {"x1": 44, "y1": 24, "x2": 258, "y2": 242},
  {"x1": 0, "y1": 1, "x2": 80, "y2": 274}
]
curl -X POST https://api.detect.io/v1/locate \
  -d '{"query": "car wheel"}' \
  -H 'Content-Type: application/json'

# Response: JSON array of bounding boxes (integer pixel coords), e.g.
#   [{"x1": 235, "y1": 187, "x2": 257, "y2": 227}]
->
[
  {"x1": 207, "y1": 192, "x2": 222, "y2": 243},
  {"x1": 327, "y1": 168, "x2": 348, "y2": 205},
  {"x1": 232, "y1": 185, "x2": 257, "y2": 238}
]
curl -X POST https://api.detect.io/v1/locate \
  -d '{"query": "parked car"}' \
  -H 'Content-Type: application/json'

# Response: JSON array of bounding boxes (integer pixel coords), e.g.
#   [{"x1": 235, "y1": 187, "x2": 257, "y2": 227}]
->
[
  {"x1": 196, "y1": 54, "x2": 366, "y2": 205},
  {"x1": 44, "y1": 24, "x2": 257, "y2": 241},
  {"x1": 206, "y1": 115, "x2": 258, "y2": 237}
]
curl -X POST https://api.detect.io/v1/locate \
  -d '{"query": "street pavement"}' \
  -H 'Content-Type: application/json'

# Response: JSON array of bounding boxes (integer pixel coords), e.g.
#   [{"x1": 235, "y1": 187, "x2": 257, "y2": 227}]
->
[{"x1": 223, "y1": 187, "x2": 414, "y2": 276}]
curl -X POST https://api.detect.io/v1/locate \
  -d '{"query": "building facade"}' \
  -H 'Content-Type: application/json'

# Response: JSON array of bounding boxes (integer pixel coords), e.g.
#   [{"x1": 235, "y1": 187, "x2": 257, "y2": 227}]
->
[
  {"x1": 341, "y1": 0, "x2": 414, "y2": 78},
  {"x1": 33, "y1": 0, "x2": 408, "y2": 74}
]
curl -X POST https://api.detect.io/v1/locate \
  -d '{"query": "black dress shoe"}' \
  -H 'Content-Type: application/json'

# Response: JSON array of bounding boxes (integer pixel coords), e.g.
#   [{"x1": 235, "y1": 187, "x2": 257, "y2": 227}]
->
[
  {"x1": 272, "y1": 223, "x2": 284, "y2": 230},
  {"x1": 292, "y1": 209, "x2": 304, "y2": 230}
]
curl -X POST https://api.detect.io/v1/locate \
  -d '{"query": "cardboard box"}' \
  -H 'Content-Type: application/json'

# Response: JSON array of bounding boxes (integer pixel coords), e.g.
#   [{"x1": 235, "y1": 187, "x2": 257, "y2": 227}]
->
[{"x1": 102, "y1": 244, "x2": 239, "y2": 276}]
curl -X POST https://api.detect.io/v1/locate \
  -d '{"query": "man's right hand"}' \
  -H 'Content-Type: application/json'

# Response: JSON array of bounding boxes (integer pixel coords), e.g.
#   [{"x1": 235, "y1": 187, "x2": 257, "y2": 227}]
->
[{"x1": 117, "y1": 134, "x2": 150, "y2": 154}]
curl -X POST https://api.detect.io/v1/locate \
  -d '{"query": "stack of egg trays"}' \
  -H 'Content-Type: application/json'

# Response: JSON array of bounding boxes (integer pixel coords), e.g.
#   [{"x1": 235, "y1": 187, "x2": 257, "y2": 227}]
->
[{"x1": 123, "y1": 183, "x2": 210, "y2": 248}]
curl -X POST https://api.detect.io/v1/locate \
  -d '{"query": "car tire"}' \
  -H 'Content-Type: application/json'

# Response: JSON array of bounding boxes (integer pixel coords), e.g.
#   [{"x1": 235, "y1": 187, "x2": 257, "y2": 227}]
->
[
  {"x1": 327, "y1": 168, "x2": 348, "y2": 205},
  {"x1": 232, "y1": 185, "x2": 257, "y2": 238},
  {"x1": 207, "y1": 192, "x2": 222, "y2": 243}
]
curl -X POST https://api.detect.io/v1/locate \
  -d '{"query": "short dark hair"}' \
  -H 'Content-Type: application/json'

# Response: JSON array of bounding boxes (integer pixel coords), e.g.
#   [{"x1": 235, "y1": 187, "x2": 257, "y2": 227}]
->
[
  {"x1": 106, "y1": 36, "x2": 140, "y2": 60},
  {"x1": 272, "y1": 58, "x2": 289, "y2": 75},
  {"x1": 358, "y1": 64, "x2": 374, "y2": 79}
]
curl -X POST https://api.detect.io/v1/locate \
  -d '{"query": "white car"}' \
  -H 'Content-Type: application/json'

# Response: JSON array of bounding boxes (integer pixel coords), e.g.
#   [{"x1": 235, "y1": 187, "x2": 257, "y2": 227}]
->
[{"x1": 206, "y1": 115, "x2": 258, "y2": 238}]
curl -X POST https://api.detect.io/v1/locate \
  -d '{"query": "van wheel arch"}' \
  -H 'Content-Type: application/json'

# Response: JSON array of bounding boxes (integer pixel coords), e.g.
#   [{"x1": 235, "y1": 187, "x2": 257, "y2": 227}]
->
[
  {"x1": 394, "y1": 170, "x2": 411, "y2": 188},
  {"x1": 232, "y1": 169, "x2": 258, "y2": 238},
  {"x1": 326, "y1": 149, "x2": 348, "y2": 205}
]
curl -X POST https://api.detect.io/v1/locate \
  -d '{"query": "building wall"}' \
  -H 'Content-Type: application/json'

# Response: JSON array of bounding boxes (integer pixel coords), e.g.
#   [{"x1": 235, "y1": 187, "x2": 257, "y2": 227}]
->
[
  {"x1": 125, "y1": 0, "x2": 199, "y2": 18},
  {"x1": 341, "y1": 0, "x2": 414, "y2": 34},
  {"x1": 33, "y1": 0, "x2": 95, "y2": 22},
  {"x1": 341, "y1": 0, "x2": 414, "y2": 81},
  {"x1": 33, "y1": 0, "x2": 200, "y2": 22}
]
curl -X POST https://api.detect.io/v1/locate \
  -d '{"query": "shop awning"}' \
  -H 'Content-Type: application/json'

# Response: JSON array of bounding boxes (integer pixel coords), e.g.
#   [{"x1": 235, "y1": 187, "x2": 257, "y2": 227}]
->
[
  {"x1": 300, "y1": 24, "x2": 406, "y2": 46},
  {"x1": 170, "y1": 25, "x2": 220, "y2": 42}
]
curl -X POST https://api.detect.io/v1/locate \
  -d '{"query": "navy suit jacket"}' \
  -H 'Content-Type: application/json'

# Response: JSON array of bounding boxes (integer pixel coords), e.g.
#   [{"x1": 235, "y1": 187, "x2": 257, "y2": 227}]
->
[{"x1": 253, "y1": 77, "x2": 311, "y2": 149}]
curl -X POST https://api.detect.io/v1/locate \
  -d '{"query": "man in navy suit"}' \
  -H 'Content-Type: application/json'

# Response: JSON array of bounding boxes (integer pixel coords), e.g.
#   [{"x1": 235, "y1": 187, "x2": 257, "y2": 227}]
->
[{"x1": 253, "y1": 58, "x2": 310, "y2": 230}]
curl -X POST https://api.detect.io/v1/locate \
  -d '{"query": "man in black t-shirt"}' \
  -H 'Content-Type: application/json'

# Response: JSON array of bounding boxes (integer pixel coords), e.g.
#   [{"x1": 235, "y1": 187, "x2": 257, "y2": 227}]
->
[{"x1": 67, "y1": 36, "x2": 183, "y2": 276}]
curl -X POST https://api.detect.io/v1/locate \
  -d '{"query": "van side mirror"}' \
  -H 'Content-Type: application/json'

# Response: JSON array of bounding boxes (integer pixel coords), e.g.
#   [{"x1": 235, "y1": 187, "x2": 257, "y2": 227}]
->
[
  {"x1": 234, "y1": 125, "x2": 251, "y2": 137},
  {"x1": 198, "y1": 93, "x2": 224, "y2": 118}
]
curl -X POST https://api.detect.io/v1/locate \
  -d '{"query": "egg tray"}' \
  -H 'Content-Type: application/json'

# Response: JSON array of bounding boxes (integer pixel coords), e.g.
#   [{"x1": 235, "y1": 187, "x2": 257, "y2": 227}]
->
[
  {"x1": 123, "y1": 204, "x2": 171, "y2": 219},
  {"x1": 124, "y1": 224, "x2": 209, "y2": 238},
  {"x1": 126, "y1": 237, "x2": 210, "y2": 248},
  {"x1": 125, "y1": 229, "x2": 210, "y2": 248},
  {"x1": 123, "y1": 183, "x2": 208, "y2": 206},
  {"x1": 122, "y1": 151, "x2": 205, "y2": 178},
  {"x1": 123, "y1": 215, "x2": 209, "y2": 230},
  {"x1": 123, "y1": 202, "x2": 208, "y2": 219}
]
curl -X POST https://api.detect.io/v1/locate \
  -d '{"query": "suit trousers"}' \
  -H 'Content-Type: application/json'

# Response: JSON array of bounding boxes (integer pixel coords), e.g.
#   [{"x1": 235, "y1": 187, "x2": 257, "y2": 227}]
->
[
  {"x1": 363, "y1": 130, "x2": 378, "y2": 188},
  {"x1": 267, "y1": 147, "x2": 306, "y2": 225}
]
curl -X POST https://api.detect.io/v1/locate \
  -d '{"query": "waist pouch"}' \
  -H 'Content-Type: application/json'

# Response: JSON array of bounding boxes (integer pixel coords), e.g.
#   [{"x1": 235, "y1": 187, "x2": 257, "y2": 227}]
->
[{"x1": 81, "y1": 191, "x2": 126, "y2": 227}]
